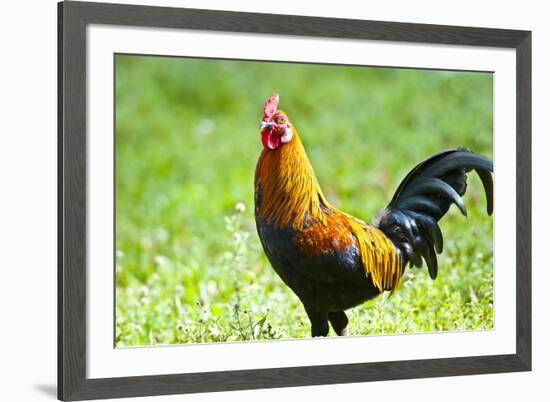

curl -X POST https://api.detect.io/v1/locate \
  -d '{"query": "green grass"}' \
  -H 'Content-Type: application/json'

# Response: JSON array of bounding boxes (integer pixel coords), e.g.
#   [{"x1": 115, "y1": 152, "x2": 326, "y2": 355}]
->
[{"x1": 115, "y1": 55, "x2": 494, "y2": 346}]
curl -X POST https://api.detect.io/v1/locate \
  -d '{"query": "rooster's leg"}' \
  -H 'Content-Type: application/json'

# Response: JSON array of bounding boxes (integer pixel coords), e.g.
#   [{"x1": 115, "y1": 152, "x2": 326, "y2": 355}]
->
[
  {"x1": 304, "y1": 305, "x2": 329, "y2": 337},
  {"x1": 328, "y1": 311, "x2": 349, "y2": 336}
]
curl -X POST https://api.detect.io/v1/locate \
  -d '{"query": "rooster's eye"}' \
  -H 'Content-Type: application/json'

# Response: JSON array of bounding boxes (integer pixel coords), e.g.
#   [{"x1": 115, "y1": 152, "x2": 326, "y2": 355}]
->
[{"x1": 279, "y1": 117, "x2": 285, "y2": 123}]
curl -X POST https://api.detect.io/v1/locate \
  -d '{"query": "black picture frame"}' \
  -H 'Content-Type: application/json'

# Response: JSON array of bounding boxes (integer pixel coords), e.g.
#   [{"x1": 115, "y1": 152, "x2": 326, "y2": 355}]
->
[{"x1": 58, "y1": 1, "x2": 532, "y2": 400}]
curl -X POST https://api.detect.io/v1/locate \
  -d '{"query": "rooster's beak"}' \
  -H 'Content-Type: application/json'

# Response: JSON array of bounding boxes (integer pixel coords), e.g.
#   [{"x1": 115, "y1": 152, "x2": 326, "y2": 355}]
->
[{"x1": 260, "y1": 120, "x2": 274, "y2": 130}]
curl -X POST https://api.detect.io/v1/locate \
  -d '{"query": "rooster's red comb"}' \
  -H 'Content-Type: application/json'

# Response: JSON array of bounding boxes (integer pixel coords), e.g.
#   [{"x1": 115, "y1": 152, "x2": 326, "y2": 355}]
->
[{"x1": 263, "y1": 93, "x2": 279, "y2": 119}]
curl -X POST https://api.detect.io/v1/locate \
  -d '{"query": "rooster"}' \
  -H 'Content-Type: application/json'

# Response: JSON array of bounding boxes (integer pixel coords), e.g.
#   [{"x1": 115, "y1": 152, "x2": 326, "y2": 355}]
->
[{"x1": 254, "y1": 93, "x2": 493, "y2": 337}]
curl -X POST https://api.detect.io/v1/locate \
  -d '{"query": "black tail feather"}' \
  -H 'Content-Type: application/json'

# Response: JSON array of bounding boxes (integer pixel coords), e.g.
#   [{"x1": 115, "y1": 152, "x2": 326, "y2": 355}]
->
[
  {"x1": 376, "y1": 148, "x2": 493, "y2": 279},
  {"x1": 475, "y1": 168, "x2": 494, "y2": 215}
]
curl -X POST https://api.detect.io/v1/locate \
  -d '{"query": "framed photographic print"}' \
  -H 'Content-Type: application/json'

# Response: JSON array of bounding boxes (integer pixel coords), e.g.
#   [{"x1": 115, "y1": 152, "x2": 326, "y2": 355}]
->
[{"x1": 58, "y1": 1, "x2": 531, "y2": 400}]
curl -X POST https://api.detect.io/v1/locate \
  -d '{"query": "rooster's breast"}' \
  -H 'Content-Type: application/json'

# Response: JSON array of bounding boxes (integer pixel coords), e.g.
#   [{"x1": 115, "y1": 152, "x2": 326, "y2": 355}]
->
[{"x1": 255, "y1": 210, "x2": 380, "y2": 311}]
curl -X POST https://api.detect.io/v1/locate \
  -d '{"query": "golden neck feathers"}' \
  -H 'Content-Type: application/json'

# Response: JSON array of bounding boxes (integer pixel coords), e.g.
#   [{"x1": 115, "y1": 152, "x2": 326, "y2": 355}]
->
[{"x1": 254, "y1": 129, "x2": 330, "y2": 230}]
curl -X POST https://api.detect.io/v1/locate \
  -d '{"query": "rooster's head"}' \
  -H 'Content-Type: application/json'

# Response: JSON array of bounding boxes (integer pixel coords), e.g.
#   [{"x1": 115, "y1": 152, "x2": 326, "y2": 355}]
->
[{"x1": 259, "y1": 93, "x2": 293, "y2": 150}]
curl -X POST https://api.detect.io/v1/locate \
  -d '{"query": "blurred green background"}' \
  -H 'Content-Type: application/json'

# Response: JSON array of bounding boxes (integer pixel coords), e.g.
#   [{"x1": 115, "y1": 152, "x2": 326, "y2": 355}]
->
[{"x1": 115, "y1": 55, "x2": 493, "y2": 347}]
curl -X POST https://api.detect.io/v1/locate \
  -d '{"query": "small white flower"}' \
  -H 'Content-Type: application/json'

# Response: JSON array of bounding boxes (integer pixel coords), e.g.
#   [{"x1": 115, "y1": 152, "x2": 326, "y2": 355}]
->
[
  {"x1": 154, "y1": 228, "x2": 169, "y2": 243},
  {"x1": 235, "y1": 202, "x2": 246, "y2": 213},
  {"x1": 154, "y1": 255, "x2": 170, "y2": 267},
  {"x1": 195, "y1": 118, "x2": 215, "y2": 136},
  {"x1": 206, "y1": 280, "x2": 218, "y2": 295}
]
